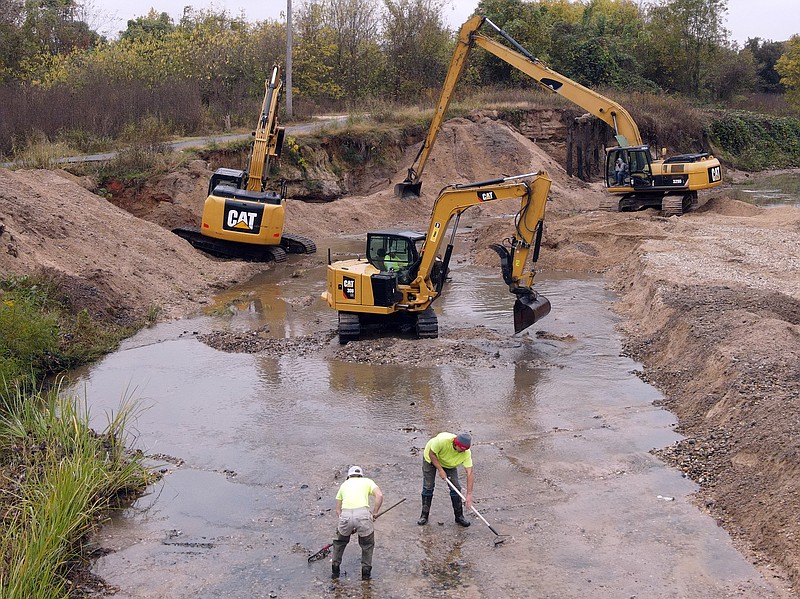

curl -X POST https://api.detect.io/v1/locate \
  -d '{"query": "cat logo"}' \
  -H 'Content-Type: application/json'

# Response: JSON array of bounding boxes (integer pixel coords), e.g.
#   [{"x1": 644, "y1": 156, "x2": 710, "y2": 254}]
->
[
  {"x1": 341, "y1": 276, "x2": 356, "y2": 300},
  {"x1": 478, "y1": 190, "x2": 497, "y2": 201},
  {"x1": 223, "y1": 200, "x2": 263, "y2": 234},
  {"x1": 708, "y1": 165, "x2": 722, "y2": 183}
]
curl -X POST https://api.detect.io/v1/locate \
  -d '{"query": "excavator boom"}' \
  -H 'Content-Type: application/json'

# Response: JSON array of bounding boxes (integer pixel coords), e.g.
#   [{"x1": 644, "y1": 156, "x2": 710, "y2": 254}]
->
[
  {"x1": 246, "y1": 64, "x2": 284, "y2": 192},
  {"x1": 395, "y1": 16, "x2": 642, "y2": 199}
]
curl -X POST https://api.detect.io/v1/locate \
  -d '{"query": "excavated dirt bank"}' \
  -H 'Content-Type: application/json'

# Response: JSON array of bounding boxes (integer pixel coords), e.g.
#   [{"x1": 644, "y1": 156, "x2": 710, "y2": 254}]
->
[{"x1": 1, "y1": 113, "x2": 798, "y2": 592}]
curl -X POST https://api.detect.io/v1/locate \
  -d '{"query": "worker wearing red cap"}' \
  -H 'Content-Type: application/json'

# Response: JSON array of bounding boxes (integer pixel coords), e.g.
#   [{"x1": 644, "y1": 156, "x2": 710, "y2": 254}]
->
[
  {"x1": 331, "y1": 465, "x2": 383, "y2": 581},
  {"x1": 417, "y1": 432, "x2": 473, "y2": 527}
]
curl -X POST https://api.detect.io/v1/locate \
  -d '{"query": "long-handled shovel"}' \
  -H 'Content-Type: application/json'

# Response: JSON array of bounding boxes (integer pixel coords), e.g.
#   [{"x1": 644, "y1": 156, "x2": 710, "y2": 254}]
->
[
  {"x1": 307, "y1": 498, "x2": 407, "y2": 562},
  {"x1": 374, "y1": 497, "x2": 407, "y2": 520},
  {"x1": 444, "y1": 477, "x2": 509, "y2": 546}
]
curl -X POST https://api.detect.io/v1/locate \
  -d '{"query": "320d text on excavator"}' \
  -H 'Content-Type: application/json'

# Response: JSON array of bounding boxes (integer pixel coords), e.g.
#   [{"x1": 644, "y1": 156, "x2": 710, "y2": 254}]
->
[
  {"x1": 322, "y1": 172, "x2": 552, "y2": 344},
  {"x1": 173, "y1": 63, "x2": 315, "y2": 261},
  {"x1": 396, "y1": 16, "x2": 722, "y2": 216}
]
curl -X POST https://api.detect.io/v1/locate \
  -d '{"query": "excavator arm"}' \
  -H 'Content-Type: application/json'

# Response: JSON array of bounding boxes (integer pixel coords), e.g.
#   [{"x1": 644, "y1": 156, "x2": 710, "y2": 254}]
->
[
  {"x1": 413, "y1": 171, "x2": 552, "y2": 332},
  {"x1": 245, "y1": 63, "x2": 285, "y2": 192},
  {"x1": 395, "y1": 15, "x2": 642, "y2": 198}
]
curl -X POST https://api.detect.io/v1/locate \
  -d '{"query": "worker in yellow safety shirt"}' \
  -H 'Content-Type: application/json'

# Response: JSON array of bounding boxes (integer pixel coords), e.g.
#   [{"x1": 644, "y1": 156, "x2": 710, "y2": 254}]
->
[
  {"x1": 417, "y1": 432, "x2": 473, "y2": 528},
  {"x1": 331, "y1": 465, "x2": 384, "y2": 581}
]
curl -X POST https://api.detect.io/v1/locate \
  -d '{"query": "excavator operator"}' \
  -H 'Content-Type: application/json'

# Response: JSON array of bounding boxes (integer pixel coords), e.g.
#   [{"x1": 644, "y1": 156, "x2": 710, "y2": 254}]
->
[{"x1": 376, "y1": 248, "x2": 405, "y2": 272}]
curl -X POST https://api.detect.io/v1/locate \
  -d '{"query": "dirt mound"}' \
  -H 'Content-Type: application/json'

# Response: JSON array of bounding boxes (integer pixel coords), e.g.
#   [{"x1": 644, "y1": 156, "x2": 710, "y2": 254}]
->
[
  {"x1": 695, "y1": 195, "x2": 763, "y2": 216},
  {"x1": 281, "y1": 116, "x2": 601, "y2": 241},
  {"x1": 0, "y1": 168, "x2": 262, "y2": 321}
]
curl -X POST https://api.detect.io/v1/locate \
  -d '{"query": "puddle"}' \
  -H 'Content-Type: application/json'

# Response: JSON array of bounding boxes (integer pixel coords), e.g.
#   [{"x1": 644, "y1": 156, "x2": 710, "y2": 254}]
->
[
  {"x1": 728, "y1": 172, "x2": 800, "y2": 207},
  {"x1": 72, "y1": 249, "x2": 781, "y2": 598}
]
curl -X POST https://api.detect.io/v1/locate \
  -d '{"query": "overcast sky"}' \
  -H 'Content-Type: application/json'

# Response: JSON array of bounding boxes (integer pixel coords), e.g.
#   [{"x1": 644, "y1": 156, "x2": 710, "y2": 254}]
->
[{"x1": 93, "y1": 0, "x2": 797, "y2": 47}]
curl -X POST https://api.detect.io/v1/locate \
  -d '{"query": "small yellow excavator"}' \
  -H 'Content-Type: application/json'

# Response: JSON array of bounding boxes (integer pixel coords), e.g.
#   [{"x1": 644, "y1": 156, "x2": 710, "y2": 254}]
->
[
  {"x1": 322, "y1": 172, "x2": 552, "y2": 343},
  {"x1": 173, "y1": 64, "x2": 315, "y2": 261},
  {"x1": 395, "y1": 16, "x2": 722, "y2": 216}
]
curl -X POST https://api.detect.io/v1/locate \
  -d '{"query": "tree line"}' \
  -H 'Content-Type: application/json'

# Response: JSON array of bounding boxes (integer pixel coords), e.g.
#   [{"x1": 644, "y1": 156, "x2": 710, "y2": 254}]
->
[{"x1": 0, "y1": 0, "x2": 798, "y2": 155}]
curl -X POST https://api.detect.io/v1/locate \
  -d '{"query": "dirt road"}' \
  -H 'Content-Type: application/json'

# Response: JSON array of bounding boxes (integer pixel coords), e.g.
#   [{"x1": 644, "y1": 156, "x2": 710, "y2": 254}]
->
[{"x1": 0, "y1": 114, "x2": 798, "y2": 594}]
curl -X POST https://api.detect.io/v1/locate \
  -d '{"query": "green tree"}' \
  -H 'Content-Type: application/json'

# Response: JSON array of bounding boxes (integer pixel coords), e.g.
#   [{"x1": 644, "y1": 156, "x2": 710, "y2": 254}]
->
[
  {"x1": 325, "y1": 0, "x2": 383, "y2": 99},
  {"x1": 708, "y1": 45, "x2": 756, "y2": 101},
  {"x1": 119, "y1": 9, "x2": 174, "y2": 42},
  {"x1": 745, "y1": 37, "x2": 787, "y2": 93},
  {"x1": 776, "y1": 35, "x2": 800, "y2": 110},
  {"x1": 643, "y1": 0, "x2": 729, "y2": 96},
  {"x1": 22, "y1": 0, "x2": 99, "y2": 55},
  {"x1": 0, "y1": 0, "x2": 28, "y2": 80},
  {"x1": 382, "y1": 0, "x2": 451, "y2": 100},
  {"x1": 293, "y1": 0, "x2": 342, "y2": 103}
]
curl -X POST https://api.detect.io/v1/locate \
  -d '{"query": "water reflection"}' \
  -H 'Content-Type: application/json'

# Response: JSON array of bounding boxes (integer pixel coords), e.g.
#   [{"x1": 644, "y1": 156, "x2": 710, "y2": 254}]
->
[
  {"x1": 727, "y1": 173, "x2": 800, "y2": 207},
  {"x1": 72, "y1": 255, "x2": 777, "y2": 598}
]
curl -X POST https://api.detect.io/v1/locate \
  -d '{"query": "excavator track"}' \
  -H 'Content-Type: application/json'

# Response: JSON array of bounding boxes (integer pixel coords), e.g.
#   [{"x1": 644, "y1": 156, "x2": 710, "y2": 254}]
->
[
  {"x1": 661, "y1": 192, "x2": 696, "y2": 216},
  {"x1": 172, "y1": 227, "x2": 287, "y2": 262},
  {"x1": 599, "y1": 197, "x2": 621, "y2": 211},
  {"x1": 415, "y1": 308, "x2": 439, "y2": 339},
  {"x1": 281, "y1": 233, "x2": 316, "y2": 254},
  {"x1": 338, "y1": 312, "x2": 361, "y2": 344}
]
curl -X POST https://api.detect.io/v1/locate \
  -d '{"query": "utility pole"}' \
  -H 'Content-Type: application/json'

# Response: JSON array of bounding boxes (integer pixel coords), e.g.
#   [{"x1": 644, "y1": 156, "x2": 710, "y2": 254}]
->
[{"x1": 285, "y1": 0, "x2": 293, "y2": 118}]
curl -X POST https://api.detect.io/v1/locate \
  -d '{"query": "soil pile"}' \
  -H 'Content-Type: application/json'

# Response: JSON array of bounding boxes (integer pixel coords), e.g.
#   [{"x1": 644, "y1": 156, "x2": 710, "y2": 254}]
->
[
  {"x1": 1, "y1": 113, "x2": 799, "y2": 591},
  {"x1": 0, "y1": 168, "x2": 263, "y2": 322}
]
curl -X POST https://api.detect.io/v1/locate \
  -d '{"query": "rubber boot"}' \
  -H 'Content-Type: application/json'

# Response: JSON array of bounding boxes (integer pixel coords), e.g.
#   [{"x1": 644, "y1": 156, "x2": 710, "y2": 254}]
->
[
  {"x1": 358, "y1": 532, "x2": 374, "y2": 580},
  {"x1": 331, "y1": 533, "x2": 348, "y2": 578},
  {"x1": 451, "y1": 495, "x2": 471, "y2": 527},
  {"x1": 417, "y1": 495, "x2": 432, "y2": 525}
]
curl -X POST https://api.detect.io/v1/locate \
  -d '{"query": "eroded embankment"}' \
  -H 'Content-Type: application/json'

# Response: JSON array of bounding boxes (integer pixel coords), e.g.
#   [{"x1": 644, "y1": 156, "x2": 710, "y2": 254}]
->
[{"x1": 608, "y1": 230, "x2": 800, "y2": 588}]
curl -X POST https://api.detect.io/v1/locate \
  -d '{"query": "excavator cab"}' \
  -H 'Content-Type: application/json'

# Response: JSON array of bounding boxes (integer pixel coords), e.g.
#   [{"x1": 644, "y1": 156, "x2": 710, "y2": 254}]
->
[
  {"x1": 367, "y1": 231, "x2": 424, "y2": 285},
  {"x1": 606, "y1": 147, "x2": 654, "y2": 190}
]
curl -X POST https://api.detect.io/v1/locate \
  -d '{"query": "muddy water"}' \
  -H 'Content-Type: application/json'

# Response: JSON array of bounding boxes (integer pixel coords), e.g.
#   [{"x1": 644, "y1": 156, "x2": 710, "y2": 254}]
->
[
  {"x1": 75, "y1": 247, "x2": 782, "y2": 598},
  {"x1": 727, "y1": 172, "x2": 800, "y2": 207}
]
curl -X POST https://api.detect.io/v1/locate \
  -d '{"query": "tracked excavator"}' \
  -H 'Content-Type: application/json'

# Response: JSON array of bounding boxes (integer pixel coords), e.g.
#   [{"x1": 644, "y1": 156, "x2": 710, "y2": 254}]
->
[
  {"x1": 173, "y1": 64, "x2": 315, "y2": 261},
  {"x1": 395, "y1": 16, "x2": 722, "y2": 216},
  {"x1": 322, "y1": 171, "x2": 552, "y2": 343}
]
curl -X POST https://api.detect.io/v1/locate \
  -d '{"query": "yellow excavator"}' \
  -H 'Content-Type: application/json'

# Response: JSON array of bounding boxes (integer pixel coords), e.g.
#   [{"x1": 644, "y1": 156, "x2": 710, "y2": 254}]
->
[
  {"x1": 322, "y1": 171, "x2": 552, "y2": 343},
  {"x1": 173, "y1": 63, "x2": 315, "y2": 261},
  {"x1": 395, "y1": 16, "x2": 722, "y2": 216}
]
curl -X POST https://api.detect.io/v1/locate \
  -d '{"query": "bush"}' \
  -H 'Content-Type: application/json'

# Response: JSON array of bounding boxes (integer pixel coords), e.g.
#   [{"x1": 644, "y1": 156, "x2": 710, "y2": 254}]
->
[
  {"x1": 710, "y1": 111, "x2": 800, "y2": 170},
  {"x1": 0, "y1": 275, "x2": 135, "y2": 387}
]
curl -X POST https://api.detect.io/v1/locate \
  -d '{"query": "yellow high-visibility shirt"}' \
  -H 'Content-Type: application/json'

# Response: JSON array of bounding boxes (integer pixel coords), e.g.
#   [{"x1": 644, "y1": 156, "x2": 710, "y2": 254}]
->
[
  {"x1": 336, "y1": 477, "x2": 378, "y2": 510},
  {"x1": 424, "y1": 432, "x2": 473, "y2": 469}
]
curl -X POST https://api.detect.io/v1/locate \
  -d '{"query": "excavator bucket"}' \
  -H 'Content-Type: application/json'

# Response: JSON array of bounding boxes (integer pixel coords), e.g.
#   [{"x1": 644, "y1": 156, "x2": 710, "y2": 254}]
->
[
  {"x1": 514, "y1": 293, "x2": 551, "y2": 334},
  {"x1": 394, "y1": 180, "x2": 422, "y2": 199}
]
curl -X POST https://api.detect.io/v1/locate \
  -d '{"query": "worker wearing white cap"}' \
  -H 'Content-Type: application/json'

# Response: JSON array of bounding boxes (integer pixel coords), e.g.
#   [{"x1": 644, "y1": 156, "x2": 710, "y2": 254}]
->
[{"x1": 331, "y1": 465, "x2": 384, "y2": 581}]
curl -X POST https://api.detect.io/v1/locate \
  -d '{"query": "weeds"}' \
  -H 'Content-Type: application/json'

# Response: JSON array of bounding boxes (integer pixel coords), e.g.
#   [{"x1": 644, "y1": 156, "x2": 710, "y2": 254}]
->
[
  {"x1": 0, "y1": 381, "x2": 153, "y2": 598},
  {"x1": 10, "y1": 131, "x2": 75, "y2": 169},
  {"x1": 1, "y1": 275, "x2": 136, "y2": 386},
  {"x1": 145, "y1": 304, "x2": 162, "y2": 325}
]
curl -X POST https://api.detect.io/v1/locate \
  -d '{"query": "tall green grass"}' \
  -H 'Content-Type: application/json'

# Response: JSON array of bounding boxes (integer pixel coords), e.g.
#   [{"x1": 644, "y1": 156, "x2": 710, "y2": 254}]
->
[
  {"x1": 1, "y1": 275, "x2": 136, "y2": 386},
  {"x1": 0, "y1": 382, "x2": 152, "y2": 598}
]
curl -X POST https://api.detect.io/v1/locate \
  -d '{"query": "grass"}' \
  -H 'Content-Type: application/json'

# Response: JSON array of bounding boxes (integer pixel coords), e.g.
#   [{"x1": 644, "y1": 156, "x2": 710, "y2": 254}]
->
[
  {"x1": 1, "y1": 275, "x2": 137, "y2": 386},
  {"x1": 0, "y1": 381, "x2": 153, "y2": 598}
]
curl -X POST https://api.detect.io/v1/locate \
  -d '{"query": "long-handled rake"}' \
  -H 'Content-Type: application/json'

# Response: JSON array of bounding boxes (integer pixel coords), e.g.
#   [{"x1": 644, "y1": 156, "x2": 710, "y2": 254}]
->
[
  {"x1": 445, "y1": 477, "x2": 510, "y2": 545},
  {"x1": 307, "y1": 497, "x2": 407, "y2": 562}
]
